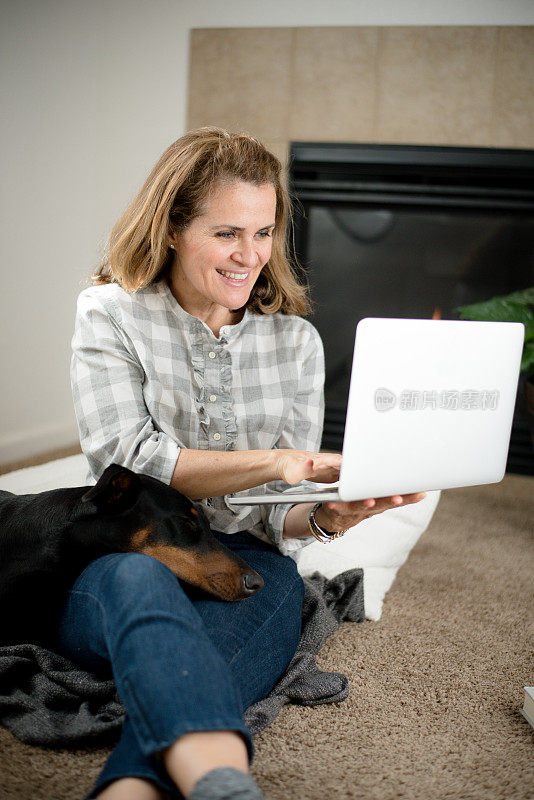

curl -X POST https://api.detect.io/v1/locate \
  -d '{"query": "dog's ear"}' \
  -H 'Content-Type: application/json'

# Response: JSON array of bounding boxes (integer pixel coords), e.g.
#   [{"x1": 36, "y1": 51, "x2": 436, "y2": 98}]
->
[{"x1": 81, "y1": 464, "x2": 142, "y2": 514}]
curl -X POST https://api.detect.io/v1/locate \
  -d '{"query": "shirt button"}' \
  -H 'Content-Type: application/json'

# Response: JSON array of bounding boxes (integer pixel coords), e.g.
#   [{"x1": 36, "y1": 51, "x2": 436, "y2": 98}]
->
[
  {"x1": 208, "y1": 351, "x2": 216, "y2": 359},
  {"x1": 213, "y1": 433, "x2": 221, "y2": 441},
  {"x1": 209, "y1": 394, "x2": 217, "y2": 402}
]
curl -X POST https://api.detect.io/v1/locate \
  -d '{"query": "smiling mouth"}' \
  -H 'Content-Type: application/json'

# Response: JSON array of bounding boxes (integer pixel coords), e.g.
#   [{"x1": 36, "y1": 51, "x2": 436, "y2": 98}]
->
[{"x1": 216, "y1": 270, "x2": 249, "y2": 282}]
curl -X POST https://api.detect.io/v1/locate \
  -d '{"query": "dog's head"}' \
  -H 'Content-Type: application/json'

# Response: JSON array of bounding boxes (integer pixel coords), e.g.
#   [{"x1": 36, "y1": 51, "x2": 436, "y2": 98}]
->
[{"x1": 79, "y1": 464, "x2": 264, "y2": 601}]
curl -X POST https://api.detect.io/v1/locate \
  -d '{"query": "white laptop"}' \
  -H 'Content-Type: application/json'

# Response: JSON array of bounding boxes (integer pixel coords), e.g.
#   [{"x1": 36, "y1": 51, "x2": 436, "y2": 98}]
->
[{"x1": 227, "y1": 317, "x2": 525, "y2": 506}]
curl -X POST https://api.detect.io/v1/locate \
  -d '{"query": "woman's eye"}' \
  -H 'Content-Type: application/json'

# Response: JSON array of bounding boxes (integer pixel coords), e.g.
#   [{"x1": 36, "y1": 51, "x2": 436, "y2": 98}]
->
[{"x1": 216, "y1": 230, "x2": 273, "y2": 239}]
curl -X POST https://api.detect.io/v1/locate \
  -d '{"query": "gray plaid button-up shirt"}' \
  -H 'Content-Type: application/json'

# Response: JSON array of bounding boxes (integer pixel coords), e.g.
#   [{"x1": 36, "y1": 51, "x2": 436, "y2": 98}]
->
[{"x1": 71, "y1": 280, "x2": 325, "y2": 555}]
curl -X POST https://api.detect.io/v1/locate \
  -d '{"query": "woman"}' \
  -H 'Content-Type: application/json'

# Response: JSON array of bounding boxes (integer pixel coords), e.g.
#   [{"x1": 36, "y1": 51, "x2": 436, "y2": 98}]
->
[{"x1": 63, "y1": 127, "x2": 425, "y2": 800}]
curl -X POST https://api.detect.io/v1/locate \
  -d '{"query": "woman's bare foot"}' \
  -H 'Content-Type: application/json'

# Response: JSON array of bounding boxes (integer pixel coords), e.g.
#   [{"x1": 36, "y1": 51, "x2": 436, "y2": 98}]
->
[
  {"x1": 163, "y1": 730, "x2": 249, "y2": 798},
  {"x1": 96, "y1": 776, "x2": 165, "y2": 799}
]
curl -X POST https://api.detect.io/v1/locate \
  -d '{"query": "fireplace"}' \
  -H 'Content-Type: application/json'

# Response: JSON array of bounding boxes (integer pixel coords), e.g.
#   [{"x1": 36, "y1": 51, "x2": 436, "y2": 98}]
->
[{"x1": 288, "y1": 142, "x2": 534, "y2": 475}]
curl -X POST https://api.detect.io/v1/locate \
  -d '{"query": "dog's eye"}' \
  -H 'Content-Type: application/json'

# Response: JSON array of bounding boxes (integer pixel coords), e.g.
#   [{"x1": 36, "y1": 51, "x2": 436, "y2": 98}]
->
[{"x1": 190, "y1": 507, "x2": 198, "y2": 517}]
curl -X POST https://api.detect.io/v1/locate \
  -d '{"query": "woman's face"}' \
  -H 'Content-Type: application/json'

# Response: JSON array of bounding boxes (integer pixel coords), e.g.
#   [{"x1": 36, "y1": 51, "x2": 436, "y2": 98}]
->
[{"x1": 169, "y1": 180, "x2": 277, "y2": 326}]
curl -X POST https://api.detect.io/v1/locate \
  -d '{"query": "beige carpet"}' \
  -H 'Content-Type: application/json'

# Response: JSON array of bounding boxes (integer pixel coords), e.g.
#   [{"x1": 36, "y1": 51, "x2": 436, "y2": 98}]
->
[{"x1": 1, "y1": 475, "x2": 533, "y2": 800}]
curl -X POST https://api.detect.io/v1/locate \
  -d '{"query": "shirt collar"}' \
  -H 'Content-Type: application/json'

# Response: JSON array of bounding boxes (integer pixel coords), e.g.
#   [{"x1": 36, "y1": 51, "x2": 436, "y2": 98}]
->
[{"x1": 157, "y1": 278, "x2": 251, "y2": 340}]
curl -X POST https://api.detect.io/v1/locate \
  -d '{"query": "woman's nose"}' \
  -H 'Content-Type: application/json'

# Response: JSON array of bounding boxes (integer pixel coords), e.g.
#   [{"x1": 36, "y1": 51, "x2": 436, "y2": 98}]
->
[{"x1": 232, "y1": 239, "x2": 257, "y2": 269}]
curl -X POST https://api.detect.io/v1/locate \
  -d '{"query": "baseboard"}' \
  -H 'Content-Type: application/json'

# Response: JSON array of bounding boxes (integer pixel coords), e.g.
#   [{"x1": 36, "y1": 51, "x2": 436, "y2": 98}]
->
[{"x1": 0, "y1": 423, "x2": 81, "y2": 475}]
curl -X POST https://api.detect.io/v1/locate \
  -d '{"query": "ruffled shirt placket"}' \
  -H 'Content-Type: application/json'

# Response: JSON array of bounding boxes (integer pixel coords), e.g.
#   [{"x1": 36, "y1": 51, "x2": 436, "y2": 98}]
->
[{"x1": 190, "y1": 322, "x2": 239, "y2": 454}]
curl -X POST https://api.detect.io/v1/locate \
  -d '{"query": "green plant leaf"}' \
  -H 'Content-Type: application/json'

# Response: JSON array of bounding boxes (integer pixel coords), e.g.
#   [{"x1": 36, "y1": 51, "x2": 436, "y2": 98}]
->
[
  {"x1": 524, "y1": 320, "x2": 534, "y2": 342},
  {"x1": 522, "y1": 339, "x2": 534, "y2": 378},
  {"x1": 498, "y1": 287, "x2": 534, "y2": 306},
  {"x1": 455, "y1": 287, "x2": 534, "y2": 378},
  {"x1": 457, "y1": 288, "x2": 534, "y2": 325}
]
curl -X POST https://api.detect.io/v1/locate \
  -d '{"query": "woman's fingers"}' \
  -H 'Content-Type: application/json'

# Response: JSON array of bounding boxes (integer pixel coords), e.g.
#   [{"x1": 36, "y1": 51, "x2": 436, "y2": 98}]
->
[
  {"x1": 277, "y1": 450, "x2": 342, "y2": 484},
  {"x1": 308, "y1": 454, "x2": 342, "y2": 483},
  {"x1": 282, "y1": 456, "x2": 314, "y2": 485},
  {"x1": 362, "y1": 492, "x2": 426, "y2": 515},
  {"x1": 320, "y1": 491, "x2": 427, "y2": 530},
  {"x1": 361, "y1": 492, "x2": 425, "y2": 508},
  {"x1": 279, "y1": 452, "x2": 428, "y2": 510}
]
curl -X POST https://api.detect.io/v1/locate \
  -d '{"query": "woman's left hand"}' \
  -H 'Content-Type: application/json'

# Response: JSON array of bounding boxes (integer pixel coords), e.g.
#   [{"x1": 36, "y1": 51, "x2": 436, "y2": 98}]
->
[{"x1": 314, "y1": 492, "x2": 427, "y2": 533}]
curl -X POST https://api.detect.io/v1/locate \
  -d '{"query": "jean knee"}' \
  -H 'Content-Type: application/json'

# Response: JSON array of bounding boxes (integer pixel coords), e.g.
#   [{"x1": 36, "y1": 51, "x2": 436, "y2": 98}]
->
[
  {"x1": 100, "y1": 552, "x2": 179, "y2": 600},
  {"x1": 57, "y1": 554, "x2": 176, "y2": 671}
]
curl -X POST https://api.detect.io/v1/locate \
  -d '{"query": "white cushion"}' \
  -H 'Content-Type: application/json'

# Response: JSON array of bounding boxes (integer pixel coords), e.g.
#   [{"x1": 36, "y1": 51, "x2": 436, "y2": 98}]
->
[
  {"x1": 0, "y1": 454, "x2": 88, "y2": 494},
  {"x1": 0, "y1": 455, "x2": 440, "y2": 622},
  {"x1": 295, "y1": 490, "x2": 441, "y2": 621}
]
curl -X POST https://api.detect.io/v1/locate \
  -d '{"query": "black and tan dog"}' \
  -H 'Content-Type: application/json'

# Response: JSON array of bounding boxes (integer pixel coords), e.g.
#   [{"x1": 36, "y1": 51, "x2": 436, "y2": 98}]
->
[{"x1": 0, "y1": 464, "x2": 263, "y2": 644}]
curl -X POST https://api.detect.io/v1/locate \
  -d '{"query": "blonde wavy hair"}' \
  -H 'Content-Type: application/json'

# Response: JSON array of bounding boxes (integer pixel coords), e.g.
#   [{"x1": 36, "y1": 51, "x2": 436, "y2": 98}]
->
[{"x1": 92, "y1": 127, "x2": 310, "y2": 316}]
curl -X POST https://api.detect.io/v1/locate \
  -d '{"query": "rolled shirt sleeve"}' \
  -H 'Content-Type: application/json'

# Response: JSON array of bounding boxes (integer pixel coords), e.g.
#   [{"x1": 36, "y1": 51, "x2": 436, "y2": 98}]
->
[{"x1": 71, "y1": 291, "x2": 181, "y2": 484}]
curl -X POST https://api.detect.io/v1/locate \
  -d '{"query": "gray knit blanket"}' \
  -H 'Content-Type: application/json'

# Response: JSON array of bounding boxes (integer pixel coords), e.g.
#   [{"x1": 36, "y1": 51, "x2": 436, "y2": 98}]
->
[{"x1": 0, "y1": 569, "x2": 364, "y2": 748}]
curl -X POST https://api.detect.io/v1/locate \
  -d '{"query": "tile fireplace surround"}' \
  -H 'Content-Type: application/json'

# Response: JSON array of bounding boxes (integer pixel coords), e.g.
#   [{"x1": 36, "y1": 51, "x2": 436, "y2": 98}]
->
[{"x1": 187, "y1": 26, "x2": 534, "y2": 160}]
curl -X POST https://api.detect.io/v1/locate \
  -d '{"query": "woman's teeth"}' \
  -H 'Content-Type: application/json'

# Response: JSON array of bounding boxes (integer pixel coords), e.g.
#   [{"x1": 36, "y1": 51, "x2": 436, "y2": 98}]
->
[{"x1": 217, "y1": 270, "x2": 248, "y2": 281}]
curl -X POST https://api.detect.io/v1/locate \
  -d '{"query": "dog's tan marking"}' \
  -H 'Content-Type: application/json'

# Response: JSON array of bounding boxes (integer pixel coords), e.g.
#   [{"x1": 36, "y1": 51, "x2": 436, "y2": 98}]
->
[
  {"x1": 138, "y1": 544, "x2": 244, "y2": 600},
  {"x1": 130, "y1": 526, "x2": 154, "y2": 550}
]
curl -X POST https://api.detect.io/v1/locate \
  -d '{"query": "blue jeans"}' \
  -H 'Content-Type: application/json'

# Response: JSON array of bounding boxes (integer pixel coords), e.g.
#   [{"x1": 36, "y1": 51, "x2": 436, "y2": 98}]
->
[{"x1": 56, "y1": 530, "x2": 305, "y2": 799}]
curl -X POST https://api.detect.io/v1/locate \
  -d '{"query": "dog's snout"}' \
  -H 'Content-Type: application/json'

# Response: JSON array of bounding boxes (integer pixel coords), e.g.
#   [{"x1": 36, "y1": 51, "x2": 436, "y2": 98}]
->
[{"x1": 241, "y1": 571, "x2": 264, "y2": 596}]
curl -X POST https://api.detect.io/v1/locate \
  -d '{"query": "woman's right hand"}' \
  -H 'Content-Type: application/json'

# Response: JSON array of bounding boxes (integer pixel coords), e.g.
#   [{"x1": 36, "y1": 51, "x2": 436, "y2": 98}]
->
[{"x1": 274, "y1": 450, "x2": 343, "y2": 486}]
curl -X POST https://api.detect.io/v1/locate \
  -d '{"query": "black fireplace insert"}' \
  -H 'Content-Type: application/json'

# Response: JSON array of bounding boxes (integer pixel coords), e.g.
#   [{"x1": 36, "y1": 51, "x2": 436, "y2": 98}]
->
[{"x1": 288, "y1": 142, "x2": 534, "y2": 475}]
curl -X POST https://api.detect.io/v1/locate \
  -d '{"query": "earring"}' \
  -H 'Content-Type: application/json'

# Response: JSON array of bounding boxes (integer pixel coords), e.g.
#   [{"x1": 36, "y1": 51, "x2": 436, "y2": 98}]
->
[{"x1": 169, "y1": 244, "x2": 175, "y2": 250}]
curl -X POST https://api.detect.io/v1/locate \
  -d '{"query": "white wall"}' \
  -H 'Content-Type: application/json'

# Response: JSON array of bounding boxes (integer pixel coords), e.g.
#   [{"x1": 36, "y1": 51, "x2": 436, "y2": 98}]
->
[{"x1": 1, "y1": 0, "x2": 533, "y2": 466}]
